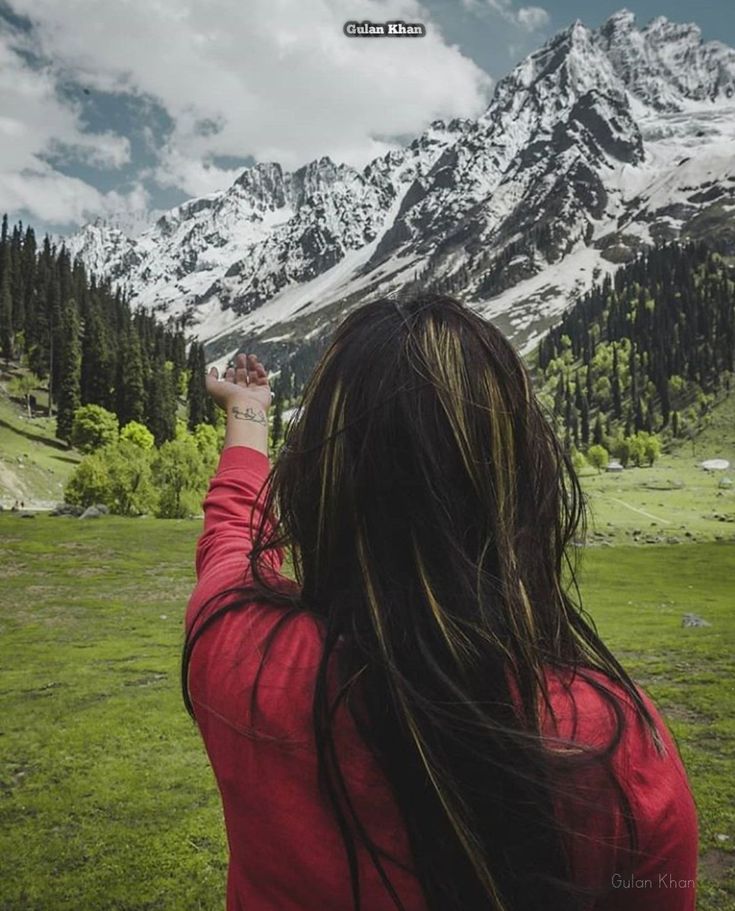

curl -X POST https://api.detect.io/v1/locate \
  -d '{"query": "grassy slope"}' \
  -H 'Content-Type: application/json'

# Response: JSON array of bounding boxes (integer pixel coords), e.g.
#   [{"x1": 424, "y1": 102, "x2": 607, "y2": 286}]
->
[
  {"x1": 0, "y1": 514, "x2": 733, "y2": 910},
  {"x1": 0, "y1": 367, "x2": 81, "y2": 505}
]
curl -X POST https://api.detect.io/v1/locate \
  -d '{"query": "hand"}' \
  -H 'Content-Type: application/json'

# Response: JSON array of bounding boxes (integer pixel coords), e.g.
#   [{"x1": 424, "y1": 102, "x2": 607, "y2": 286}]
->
[{"x1": 205, "y1": 352, "x2": 272, "y2": 413}]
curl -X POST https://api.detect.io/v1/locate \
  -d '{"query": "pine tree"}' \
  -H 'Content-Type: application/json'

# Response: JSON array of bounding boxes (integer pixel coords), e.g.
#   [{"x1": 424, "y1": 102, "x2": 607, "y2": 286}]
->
[
  {"x1": 147, "y1": 358, "x2": 177, "y2": 445},
  {"x1": 659, "y1": 372, "x2": 671, "y2": 426},
  {"x1": 56, "y1": 300, "x2": 82, "y2": 442},
  {"x1": 579, "y1": 395, "x2": 590, "y2": 446},
  {"x1": 187, "y1": 342, "x2": 208, "y2": 430},
  {"x1": 271, "y1": 387, "x2": 284, "y2": 448},
  {"x1": 592, "y1": 412, "x2": 604, "y2": 446},
  {"x1": 624, "y1": 408, "x2": 632, "y2": 438},
  {"x1": 644, "y1": 397, "x2": 654, "y2": 433},
  {"x1": 10, "y1": 223, "x2": 25, "y2": 334},
  {"x1": 0, "y1": 218, "x2": 13, "y2": 361},
  {"x1": 634, "y1": 396, "x2": 645, "y2": 432},
  {"x1": 81, "y1": 304, "x2": 113, "y2": 408},
  {"x1": 203, "y1": 348, "x2": 217, "y2": 426},
  {"x1": 630, "y1": 344, "x2": 638, "y2": 411},
  {"x1": 21, "y1": 225, "x2": 36, "y2": 340},
  {"x1": 0, "y1": 268, "x2": 12, "y2": 361},
  {"x1": 611, "y1": 343, "x2": 622, "y2": 419},
  {"x1": 118, "y1": 328, "x2": 146, "y2": 425},
  {"x1": 553, "y1": 373, "x2": 565, "y2": 414},
  {"x1": 46, "y1": 277, "x2": 63, "y2": 415}
]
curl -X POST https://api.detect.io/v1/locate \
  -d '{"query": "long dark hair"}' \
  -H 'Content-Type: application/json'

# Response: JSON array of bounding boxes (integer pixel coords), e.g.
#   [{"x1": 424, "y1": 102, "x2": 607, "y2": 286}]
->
[{"x1": 183, "y1": 293, "x2": 663, "y2": 911}]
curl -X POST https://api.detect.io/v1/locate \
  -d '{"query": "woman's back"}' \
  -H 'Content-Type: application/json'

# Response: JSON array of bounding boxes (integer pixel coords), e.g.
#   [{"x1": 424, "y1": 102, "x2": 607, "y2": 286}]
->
[{"x1": 185, "y1": 443, "x2": 698, "y2": 911}]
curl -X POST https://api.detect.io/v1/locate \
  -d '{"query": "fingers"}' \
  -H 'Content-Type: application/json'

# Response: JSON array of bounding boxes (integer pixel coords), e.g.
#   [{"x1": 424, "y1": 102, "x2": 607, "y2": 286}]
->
[
  {"x1": 228, "y1": 352, "x2": 269, "y2": 386},
  {"x1": 204, "y1": 366, "x2": 219, "y2": 391}
]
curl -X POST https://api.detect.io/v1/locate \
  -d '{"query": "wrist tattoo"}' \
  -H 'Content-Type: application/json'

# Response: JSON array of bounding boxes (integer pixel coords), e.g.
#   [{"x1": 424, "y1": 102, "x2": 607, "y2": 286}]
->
[{"x1": 230, "y1": 404, "x2": 267, "y2": 426}]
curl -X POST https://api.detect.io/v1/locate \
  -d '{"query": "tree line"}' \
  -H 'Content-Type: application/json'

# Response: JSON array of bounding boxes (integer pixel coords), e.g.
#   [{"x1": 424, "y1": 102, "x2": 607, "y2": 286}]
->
[
  {"x1": 0, "y1": 213, "x2": 217, "y2": 444},
  {"x1": 534, "y1": 242, "x2": 734, "y2": 461}
]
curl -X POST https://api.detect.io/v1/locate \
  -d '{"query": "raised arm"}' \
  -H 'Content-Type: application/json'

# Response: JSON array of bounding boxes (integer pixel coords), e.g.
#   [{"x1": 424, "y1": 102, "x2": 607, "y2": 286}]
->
[
  {"x1": 185, "y1": 352, "x2": 284, "y2": 633},
  {"x1": 209, "y1": 351, "x2": 272, "y2": 459}
]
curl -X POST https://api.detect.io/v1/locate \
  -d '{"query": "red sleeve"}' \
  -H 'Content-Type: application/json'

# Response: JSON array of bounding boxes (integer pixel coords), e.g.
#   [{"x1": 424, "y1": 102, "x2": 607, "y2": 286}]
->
[{"x1": 185, "y1": 444, "x2": 285, "y2": 635}]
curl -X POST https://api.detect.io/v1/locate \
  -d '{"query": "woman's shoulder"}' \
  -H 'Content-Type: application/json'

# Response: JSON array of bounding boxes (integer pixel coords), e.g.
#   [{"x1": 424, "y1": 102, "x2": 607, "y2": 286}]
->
[
  {"x1": 543, "y1": 664, "x2": 658, "y2": 743},
  {"x1": 187, "y1": 596, "x2": 326, "y2": 739},
  {"x1": 542, "y1": 663, "x2": 697, "y2": 843},
  {"x1": 541, "y1": 665, "x2": 697, "y2": 908}
]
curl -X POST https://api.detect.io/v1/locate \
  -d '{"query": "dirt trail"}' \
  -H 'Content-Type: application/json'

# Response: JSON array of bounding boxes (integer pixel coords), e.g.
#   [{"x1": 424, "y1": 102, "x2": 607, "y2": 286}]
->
[{"x1": 608, "y1": 496, "x2": 672, "y2": 525}]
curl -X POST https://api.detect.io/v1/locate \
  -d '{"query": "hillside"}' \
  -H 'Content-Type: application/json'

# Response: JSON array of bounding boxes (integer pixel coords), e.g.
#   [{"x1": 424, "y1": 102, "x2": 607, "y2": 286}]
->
[
  {"x1": 534, "y1": 242, "x2": 735, "y2": 452},
  {"x1": 0, "y1": 364, "x2": 81, "y2": 507},
  {"x1": 0, "y1": 215, "x2": 208, "y2": 512},
  {"x1": 62, "y1": 10, "x2": 735, "y2": 379}
]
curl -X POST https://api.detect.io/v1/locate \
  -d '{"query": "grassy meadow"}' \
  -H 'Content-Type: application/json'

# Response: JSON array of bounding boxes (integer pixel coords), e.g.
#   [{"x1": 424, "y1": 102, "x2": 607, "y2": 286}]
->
[
  {"x1": 1, "y1": 517, "x2": 734, "y2": 909},
  {"x1": 1, "y1": 380, "x2": 734, "y2": 909}
]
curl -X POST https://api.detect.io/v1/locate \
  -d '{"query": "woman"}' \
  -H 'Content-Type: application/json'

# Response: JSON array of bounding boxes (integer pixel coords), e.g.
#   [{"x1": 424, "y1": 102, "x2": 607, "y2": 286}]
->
[{"x1": 183, "y1": 293, "x2": 697, "y2": 911}]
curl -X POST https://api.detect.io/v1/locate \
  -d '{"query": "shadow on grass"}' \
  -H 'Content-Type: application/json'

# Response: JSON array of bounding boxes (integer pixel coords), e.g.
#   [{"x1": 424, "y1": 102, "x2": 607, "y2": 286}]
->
[
  {"x1": 50, "y1": 453, "x2": 80, "y2": 465},
  {"x1": 0, "y1": 416, "x2": 67, "y2": 451}
]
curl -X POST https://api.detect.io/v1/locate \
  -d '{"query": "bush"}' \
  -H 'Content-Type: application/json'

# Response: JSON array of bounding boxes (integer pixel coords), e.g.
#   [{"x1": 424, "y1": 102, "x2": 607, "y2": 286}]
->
[
  {"x1": 587, "y1": 444, "x2": 609, "y2": 474},
  {"x1": 64, "y1": 439, "x2": 154, "y2": 515},
  {"x1": 643, "y1": 433, "x2": 662, "y2": 466},
  {"x1": 64, "y1": 454, "x2": 110, "y2": 508},
  {"x1": 612, "y1": 436, "x2": 631, "y2": 468},
  {"x1": 70, "y1": 405, "x2": 119, "y2": 454},
  {"x1": 120, "y1": 421, "x2": 155, "y2": 451},
  {"x1": 152, "y1": 436, "x2": 208, "y2": 518},
  {"x1": 571, "y1": 448, "x2": 587, "y2": 472},
  {"x1": 627, "y1": 433, "x2": 646, "y2": 467},
  {"x1": 192, "y1": 423, "x2": 220, "y2": 475}
]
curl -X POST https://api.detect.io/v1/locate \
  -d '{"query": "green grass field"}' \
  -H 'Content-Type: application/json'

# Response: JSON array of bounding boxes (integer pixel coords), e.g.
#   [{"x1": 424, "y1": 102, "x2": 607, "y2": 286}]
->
[
  {"x1": 0, "y1": 513, "x2": 733, "y2": 910},
  {"x1": 576, "y1": 389, "x2": 735, "y2": 547},
  {"x1": 1, "y1": 374, "x2": 733, "y2": 908}
]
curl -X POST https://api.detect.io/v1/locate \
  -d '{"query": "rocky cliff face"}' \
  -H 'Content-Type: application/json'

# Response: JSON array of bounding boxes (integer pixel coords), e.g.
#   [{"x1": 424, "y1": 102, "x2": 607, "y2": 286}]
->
[{"x1": 65, "y1": 10, "x2": 735, "y2": 370}]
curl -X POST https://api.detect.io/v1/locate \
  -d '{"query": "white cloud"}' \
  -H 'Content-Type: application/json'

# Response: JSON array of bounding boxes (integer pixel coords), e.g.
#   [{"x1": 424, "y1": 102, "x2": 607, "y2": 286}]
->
[
  {"x1": 0, "y1": 25, "x2": 146, "y2": 226},
  {"x1": 3, "y1": 0, "x2": 494, "y2": 213},
  {"x1": 0, "y1": 166, "x2": 149, "y2": 225},
  {"x1": 465, "y1": 0, "x2": 550, "y2": 32},
  {"x1": 46, "y1": 134, "x2": 132, "y2": 170},
  {"x1": 517, "y1": 6, "x2": 550, "y2": 31}
]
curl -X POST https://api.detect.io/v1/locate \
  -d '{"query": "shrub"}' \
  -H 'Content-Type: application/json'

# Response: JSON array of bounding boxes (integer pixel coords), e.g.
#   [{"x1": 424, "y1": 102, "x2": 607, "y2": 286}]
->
[
  {"x1": 120, "y1": 421, "x2": 155, "y2": 451},
  {"x1": 152, "y1": 436, "x2": 208, "y2": 518},
  {"x1": 70, "y1": 405, "x2": 119, "y2": 454},
  {"x1": 587, "y1": 444, "x2": 609, "y2": 474},
  {"x1": 65, "y1": 439, "x2": 154, "y2": 515}
]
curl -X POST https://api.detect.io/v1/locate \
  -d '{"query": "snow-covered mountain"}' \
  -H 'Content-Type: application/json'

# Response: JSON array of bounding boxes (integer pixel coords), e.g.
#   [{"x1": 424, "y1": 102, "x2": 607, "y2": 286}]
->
[{"x1": 65, "y1": 10, "x2": 735, "y2": 374}]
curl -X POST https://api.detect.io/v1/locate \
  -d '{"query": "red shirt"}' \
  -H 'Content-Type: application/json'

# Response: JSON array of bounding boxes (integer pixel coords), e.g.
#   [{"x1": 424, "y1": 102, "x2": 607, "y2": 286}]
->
[{"x1": 185, "y1": 444, "x2": 698, "y2": 911}]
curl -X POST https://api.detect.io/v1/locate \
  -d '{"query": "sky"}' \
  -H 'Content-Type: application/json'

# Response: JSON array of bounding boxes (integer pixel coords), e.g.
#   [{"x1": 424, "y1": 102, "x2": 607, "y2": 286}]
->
[{"x1": 0, "y1": 0, "x2": 733, "y2": 237}]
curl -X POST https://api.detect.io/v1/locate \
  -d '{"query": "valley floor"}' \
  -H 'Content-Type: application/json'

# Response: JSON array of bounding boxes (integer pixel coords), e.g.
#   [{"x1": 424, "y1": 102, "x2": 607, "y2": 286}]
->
[{"x1": 0, "y1": 516, "x2": 733, "y2": 910}]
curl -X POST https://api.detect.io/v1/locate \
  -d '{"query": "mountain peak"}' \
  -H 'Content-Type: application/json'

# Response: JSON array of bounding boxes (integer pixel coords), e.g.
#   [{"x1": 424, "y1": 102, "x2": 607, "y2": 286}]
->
[
  {"x1": 643, "y1": 15, "x2": 701, "y2": 42},
  {"x1": 64, "y1": 10, "x2": 735, "y2": 367},
  {"x1": 603, "y1": 9, "x2": 636, "y2": 30}
]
